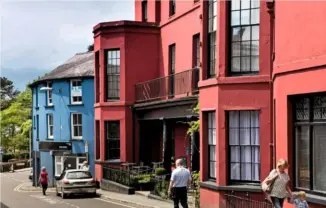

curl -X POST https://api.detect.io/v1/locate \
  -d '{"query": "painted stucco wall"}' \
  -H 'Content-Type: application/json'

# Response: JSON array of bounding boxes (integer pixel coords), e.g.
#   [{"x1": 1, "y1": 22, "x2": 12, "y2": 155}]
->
[{"x1": 32, "y1": 78, "x2": 95, "y2": 176}]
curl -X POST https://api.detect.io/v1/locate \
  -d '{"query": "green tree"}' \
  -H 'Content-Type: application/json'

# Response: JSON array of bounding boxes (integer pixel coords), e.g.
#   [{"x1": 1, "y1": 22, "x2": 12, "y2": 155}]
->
[
  {"x1": 0, "y1": 77, "x2": 20, "y2": 110},
  {"x1": 87, "y1": 44, "x2": 94, "y2": 52},
  {"x1": 0, "y1": 87, "x2": 32, "y2": 153},
  {"x1": 187, "y1": 104, "x2": 200, "y2": 135}
]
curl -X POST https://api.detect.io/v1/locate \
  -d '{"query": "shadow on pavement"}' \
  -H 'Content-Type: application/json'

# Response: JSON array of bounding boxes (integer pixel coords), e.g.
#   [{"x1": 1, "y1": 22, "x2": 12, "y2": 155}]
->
[{"x1": 1, "y1": 202, "x2": 10, "y2": 208}]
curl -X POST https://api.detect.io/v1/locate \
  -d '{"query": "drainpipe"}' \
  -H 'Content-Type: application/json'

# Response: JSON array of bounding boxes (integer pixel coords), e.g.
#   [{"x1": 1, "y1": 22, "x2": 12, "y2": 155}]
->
[{"x1": 267, "y1": 0, "x2": 275, "y2": 170}]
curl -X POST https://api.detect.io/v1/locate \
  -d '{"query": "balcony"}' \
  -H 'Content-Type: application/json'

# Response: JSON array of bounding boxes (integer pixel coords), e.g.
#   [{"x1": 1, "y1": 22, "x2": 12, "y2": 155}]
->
[{"x1": 135, "y1": 68, "x2": 199, "y2": 103}]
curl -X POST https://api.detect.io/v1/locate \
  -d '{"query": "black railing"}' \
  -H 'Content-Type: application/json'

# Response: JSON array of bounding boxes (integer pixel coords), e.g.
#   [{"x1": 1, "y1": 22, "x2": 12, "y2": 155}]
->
[
  {"x1": 135, "y1": 68, "x2": 199, "y2": 102},
  {"x1": 103, "y1": 166, "x2": 132, "y2": 186},
  {"x1": 225, "y1": 194, "x2": 273, "y2": 208}
]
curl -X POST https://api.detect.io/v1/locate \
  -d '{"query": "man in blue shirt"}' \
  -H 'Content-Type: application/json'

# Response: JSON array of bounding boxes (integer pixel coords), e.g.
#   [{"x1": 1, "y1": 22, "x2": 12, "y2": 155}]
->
[{"x1": 168, "y1": 159, "x2": 192, "y2": 208}]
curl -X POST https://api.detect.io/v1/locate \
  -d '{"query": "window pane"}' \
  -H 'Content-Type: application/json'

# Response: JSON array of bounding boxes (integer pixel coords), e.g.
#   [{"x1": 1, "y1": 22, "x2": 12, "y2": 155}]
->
[
  {"x1": 296, "y1": 126, "x2": 310, "y2": 189},
  {"x1": 241, "y1": 57, "x2": 250, "y2": 72},
  {"x1": 229, "y1": 111, "x2": 239, "y2": 127},
  {"x1": 252, "y1": 164, "x2": 260, "y2": 181},
  {"x1": 241, "y1": 27, "x2": 251, "y2": 41},
  {"x1": 241, "y1": 163, "x2": 252, "y2": 181},
  {"x1": 229, "y1": 129, "x2": 239, "y2": 145},
  {"x1": 232, "y1": 42, "x2": 241, "y2": 56},
  {"x1": 231, "y1": 11, "x2": 240, "y2": 26},
  {"x1": 241, "y1": 0, "x2": 250, "y2": 9},
  {"x1": 210, "y1": 161, "x2": 216, "y2": 178},
  {"x1": 295, "y1": 97, "x2": 310, "y2": 121},
  {"x1": 209, "y1": 146, "x2": 216, "y2": 161},
  {"x1": 252, "y1": 147, "x2": 260, "y2": 163},
  {"x1": 241, "y1": 146, "x2": 251, "y2": 162},
  {"x1": 230, "y1": 163, "x2": 240, "y2": 180},
  {"x1": 251, "y1": 8, "x2": 260, "y2": 24},
  {"x1": 230, "y1": 146, "x2": 240, "y2": 162},
  {"x1": 240, "y1": 128, "x2": 250, "y2": 145},
  {"x1": 251, "y1": 41, "x2": 259, "y2": 55},
  {"x1": 231, "y1": 0, "x2": 240, "y2": 10},
  {"x1": 313, "y1": 125, "x2": 326, "y2": 192},
  {"x1": 241, "y1": 10, "x2": 250, "y2": 25},
  {"x1": 232, "y1": 57, "x2": 241, "y2": 72},
  {"x1": 251, "y1": 0, "x2": 260, "y2": 8},
  {"x1": 241, "y1": 42, "x2": 251, "y2": 56},
  {"x1": 232, "y1": 27, "x2": 242, "y2": 42},
  {"x1": 252, "y1": 25, "x2": 259, "y2": 40},
  {"x1": 251, "y1": 56, "x2": 259, "y2": 72}
]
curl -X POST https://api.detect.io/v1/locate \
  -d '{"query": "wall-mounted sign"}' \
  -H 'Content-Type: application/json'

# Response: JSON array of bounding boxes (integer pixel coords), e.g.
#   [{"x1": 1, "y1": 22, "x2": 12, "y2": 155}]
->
[{"x1": 39, "y1": 141, "x2": 72, "y2": 151}]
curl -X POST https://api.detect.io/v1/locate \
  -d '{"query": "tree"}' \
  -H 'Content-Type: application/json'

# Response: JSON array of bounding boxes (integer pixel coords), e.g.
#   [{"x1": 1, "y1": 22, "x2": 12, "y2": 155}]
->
[
  {"x1": 0, "y1": 87, "x2": 32, "y2": 153},
  {"x1": 0, "y1": 77, "x2": 20, "y2": 110},
  {"x1": 87, "y1": 44, "x2": 94, "y2": 52},
  {"x1": 187, "y1": 104, "x2": 200, "y2": 135}
]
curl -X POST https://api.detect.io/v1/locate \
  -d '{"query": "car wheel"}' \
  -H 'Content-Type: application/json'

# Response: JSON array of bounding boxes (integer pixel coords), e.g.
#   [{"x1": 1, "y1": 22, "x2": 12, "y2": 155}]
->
[
  {"x1": 56, "y1": 188, "x2": 60, "y2": 196},
  {"x1": 61, "y1": 188, "x2": 65, "y2": 199}
]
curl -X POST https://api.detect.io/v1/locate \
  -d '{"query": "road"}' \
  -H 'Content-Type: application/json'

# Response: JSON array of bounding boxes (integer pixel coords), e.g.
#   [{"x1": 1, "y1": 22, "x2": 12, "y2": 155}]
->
[{"x1": 0, "y1": 170, "x2": 137, "y2": 208}]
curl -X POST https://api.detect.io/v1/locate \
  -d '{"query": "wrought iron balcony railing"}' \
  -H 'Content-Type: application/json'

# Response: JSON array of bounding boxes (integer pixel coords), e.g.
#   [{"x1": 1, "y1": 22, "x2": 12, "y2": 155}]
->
[{"x1": 135, "y1": 68, "x2": 199, "y2": 102}]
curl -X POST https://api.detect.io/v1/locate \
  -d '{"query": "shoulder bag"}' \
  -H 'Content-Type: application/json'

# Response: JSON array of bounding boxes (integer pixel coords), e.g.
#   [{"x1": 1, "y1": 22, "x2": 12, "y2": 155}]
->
[{"x1": 261, "y1": 169, "x2": 279, "y2": 193}]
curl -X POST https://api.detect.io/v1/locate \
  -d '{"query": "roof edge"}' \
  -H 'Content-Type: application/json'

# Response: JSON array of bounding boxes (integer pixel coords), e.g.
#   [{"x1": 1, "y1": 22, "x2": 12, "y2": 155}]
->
[
  {"x1": 93, "y1": 20, "x2": 159, "y2": 33},
  {"x1": 28, "y1": 75, "x2": 94, "y2": 88}
]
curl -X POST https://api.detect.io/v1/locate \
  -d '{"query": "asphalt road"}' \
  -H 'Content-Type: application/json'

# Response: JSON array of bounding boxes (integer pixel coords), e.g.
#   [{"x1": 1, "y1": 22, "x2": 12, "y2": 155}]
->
[{"x1": 0, "y1": 170, "x2": 137, "y2": 208}]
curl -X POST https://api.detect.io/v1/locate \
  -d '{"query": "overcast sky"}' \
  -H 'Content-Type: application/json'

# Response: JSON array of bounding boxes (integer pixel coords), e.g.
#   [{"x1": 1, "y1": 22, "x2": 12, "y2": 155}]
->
[{"x1": 0, "y1": 0, "x2": 134, "y2": 91}]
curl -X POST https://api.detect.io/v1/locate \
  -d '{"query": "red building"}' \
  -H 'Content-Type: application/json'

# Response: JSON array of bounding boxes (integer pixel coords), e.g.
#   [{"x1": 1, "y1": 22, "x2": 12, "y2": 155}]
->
[
  {"x1": 93, "y1": 0, "x2": 326, "y2": 207},
  {"x1": 93, "y1": 0, "x2": 201, "y2": 181}
]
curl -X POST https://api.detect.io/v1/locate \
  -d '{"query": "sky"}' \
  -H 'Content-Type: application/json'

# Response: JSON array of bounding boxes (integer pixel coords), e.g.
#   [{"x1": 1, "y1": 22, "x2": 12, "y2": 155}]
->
[{"x1": 0, "y1": 0, "x2": 134, "y2": 91}]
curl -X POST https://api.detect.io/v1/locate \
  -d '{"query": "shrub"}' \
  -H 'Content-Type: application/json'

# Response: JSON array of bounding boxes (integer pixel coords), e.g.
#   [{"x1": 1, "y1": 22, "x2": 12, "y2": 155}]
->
[
  {"x1": 153, "y1": 180, "x2": 169, "y2": 199},
  {"x1": 192, "y1": 171, "x2": 200, "y2": 208},
  {"x1": 155, "y1": 168, "x2": 167, "y2": 176}
]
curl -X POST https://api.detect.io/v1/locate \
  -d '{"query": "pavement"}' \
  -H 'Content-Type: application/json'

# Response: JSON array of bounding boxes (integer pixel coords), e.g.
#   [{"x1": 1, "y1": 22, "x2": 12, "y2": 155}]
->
[{"x1": 0, "y1": 168, "x2": 174, "y2": 208}]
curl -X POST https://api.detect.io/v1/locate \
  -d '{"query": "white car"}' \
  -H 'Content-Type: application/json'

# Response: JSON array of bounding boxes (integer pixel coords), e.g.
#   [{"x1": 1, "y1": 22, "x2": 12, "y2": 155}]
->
[{"x1": 55, "y1": 169, "x2": 96, "y2": 199}]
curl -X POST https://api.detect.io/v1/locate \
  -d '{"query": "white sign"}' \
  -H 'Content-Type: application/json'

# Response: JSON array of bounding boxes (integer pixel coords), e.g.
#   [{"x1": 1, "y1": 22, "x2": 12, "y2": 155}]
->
[
  {"x1": 71, "y1": 86, "x2": 82, "y2": 97},
  {"x1": 85, "y1": 145, "x2": 88, "y2": 153}
]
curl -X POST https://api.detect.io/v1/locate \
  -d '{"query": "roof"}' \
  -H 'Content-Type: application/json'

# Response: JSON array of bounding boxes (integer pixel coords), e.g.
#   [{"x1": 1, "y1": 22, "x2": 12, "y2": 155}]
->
[{"x1": 30, "y1": 51, "x2": 94, "y2": 86}]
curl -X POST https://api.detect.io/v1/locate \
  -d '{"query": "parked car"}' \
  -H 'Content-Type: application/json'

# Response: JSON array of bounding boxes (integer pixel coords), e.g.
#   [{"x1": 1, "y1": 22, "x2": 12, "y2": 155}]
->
[
  {"x1": 29, "y1": 169, "x2": 33, "y2": 180},
  {"x1": 55, "y1": 169, "x2": 96, "y2": 199}
]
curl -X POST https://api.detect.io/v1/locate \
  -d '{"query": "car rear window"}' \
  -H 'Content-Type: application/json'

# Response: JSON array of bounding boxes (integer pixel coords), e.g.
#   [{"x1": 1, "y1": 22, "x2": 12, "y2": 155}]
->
[{"x1": 66, "y1": 171, "x2": 92, "y2": 179}]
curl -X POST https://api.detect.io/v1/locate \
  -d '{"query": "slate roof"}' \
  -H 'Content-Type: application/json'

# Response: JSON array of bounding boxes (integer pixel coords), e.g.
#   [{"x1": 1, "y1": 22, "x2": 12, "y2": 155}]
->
[{"x1": 30, "y1": 51, "x2": 94, "y2": 86}]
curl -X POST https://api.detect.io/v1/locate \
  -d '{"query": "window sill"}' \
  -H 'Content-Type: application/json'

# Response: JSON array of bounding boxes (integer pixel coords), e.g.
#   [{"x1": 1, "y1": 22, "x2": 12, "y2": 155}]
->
[
  {"x1": 68, "y1": 104, "x2": 84, "y2": 106},
  {"x1": 293, "y1": 192, "x2": 326, "y2": 206},
  {"x1": 46, "y1": 138, "x2": 54, "y2": 140},
  {"x1": 71, "y1": 138, "x2": 83, "y2": 141},
  {"x1": 44, "y1": 105, "x2": 54, "y2": 109},
  {"x1": 199, "y1": 181, "x2": 263, "y2": 193}
]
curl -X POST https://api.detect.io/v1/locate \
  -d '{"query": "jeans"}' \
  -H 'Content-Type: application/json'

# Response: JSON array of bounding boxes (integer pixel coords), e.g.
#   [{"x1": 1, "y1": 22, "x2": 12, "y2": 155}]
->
[
  {"x1": 271, "y1": 197, "x2": 285, "y2": 208},
  {"x1": 172, "y1": 187, "x2": 188, "y2": 208},
  {"x1": 41, "y1": 183, "x2": 48, "y2": 195}
]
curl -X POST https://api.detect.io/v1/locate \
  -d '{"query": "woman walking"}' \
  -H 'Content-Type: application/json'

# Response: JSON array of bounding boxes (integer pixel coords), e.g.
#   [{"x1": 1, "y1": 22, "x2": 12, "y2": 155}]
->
[
  {"x1": 263, "y1": 159, "x2": 293, "y2": 208},
  {"x1": 39, "y1": 167, "x2": 50, "y2": 196}
]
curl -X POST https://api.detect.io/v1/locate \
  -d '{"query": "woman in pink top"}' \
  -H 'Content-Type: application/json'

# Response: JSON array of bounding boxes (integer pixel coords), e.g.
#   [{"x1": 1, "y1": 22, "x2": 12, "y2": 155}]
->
[{"x1": 39, "y1": 167, "x2": 49, "y2": 195}]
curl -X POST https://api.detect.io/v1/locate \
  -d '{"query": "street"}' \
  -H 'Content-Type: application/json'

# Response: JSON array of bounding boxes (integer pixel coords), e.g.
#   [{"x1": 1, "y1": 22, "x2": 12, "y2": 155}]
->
[{"x1": 0, "y1": 169, "x2": 138, "y2": 208}]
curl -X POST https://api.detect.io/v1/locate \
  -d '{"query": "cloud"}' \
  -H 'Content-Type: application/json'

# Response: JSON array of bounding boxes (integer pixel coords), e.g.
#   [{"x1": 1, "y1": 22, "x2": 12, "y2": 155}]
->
[{"x1": 0, "y1": 0, "x2": 134, "y2": 90}]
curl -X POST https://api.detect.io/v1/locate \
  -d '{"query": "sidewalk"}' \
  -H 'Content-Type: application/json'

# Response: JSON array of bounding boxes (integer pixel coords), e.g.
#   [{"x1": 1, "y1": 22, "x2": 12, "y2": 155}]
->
[{"x1": 97, "y1": 189, "x2": 172, "y2": 208}]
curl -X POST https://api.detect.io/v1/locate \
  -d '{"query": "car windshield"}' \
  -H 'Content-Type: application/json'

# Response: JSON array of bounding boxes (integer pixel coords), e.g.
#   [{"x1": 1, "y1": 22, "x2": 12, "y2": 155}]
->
[{"x1": 66, "y1": 171, "x2": 92, "y2": 179}]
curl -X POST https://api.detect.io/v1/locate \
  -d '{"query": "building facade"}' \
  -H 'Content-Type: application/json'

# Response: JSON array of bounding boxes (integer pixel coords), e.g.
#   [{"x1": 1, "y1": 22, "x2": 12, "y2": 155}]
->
[
  {"x1": 30, "y1": 52, "x2": 95, "y2": 187},
  {"x1": 93, "y1": 0, "x2": 202, "y2": 181},
  {"x1": 93, "y1": 0, "x2": 326, "y2": 207},
  {"x1": 273, "y1": 2, "x2": 326, "y2": 208}
]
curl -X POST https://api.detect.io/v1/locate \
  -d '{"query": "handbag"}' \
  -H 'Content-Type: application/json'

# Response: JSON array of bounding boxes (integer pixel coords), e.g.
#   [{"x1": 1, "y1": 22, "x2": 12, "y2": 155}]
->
[{"x1": 261, "y1": 169, "x2": 278, "y2": 193}]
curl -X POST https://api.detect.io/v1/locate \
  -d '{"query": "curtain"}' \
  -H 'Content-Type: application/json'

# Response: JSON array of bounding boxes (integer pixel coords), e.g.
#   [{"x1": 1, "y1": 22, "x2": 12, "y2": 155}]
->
[{"x1": 229, "y1": 110, "x2": 260, "y2": 181}]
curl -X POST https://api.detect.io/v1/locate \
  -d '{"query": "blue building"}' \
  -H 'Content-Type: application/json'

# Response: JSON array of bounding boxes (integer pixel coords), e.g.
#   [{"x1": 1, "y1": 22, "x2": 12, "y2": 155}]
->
[{"x1": 30, "y1": 52, "x2": 94, "y2": 186}]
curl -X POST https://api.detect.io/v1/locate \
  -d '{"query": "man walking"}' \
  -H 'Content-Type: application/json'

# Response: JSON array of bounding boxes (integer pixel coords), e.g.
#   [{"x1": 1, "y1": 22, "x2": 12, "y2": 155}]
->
[{"x1": 168, "y1": 159, "x2": 192, "y2": 208}]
